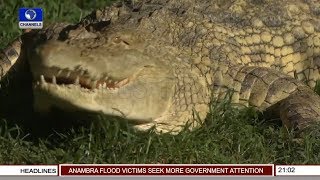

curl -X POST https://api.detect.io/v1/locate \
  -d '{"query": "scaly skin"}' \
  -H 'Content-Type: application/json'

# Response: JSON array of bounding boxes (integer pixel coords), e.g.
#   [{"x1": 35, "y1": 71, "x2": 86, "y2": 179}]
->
[{"x1": 1, "y1": 0, "x2": 320, "y2": 134}]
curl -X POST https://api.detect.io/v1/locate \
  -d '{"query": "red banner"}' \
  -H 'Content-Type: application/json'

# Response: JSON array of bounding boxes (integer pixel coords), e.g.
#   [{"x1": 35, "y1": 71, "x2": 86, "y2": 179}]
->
[{"x1": 60, "y1": 164, "x2": 273, "y2": 176}]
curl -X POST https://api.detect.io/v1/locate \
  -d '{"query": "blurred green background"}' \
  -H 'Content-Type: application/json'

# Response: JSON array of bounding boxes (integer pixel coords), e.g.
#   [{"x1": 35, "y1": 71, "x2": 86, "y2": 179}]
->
[{"x1": 0, "y1": 0, "x2": 114, "y2": 48}]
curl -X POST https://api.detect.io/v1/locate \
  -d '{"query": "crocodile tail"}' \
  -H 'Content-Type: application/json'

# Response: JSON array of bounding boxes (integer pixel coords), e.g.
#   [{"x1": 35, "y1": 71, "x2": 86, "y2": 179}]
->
[{"x1": 0, "y1": 37, "x2": 22, "y2": 80}]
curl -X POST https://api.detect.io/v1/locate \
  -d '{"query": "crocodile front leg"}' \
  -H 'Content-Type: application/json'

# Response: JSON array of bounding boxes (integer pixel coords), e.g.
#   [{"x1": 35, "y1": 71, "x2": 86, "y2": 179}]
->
[{"x1": 213, "y1": 65, "x2": 320, "y2": 132}]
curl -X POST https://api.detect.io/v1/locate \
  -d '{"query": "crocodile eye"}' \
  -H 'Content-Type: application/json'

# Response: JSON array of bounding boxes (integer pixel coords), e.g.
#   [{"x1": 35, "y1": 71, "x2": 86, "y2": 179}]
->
[{"x1": 113, "y1": 36, "x2": 122, "y2": 44}]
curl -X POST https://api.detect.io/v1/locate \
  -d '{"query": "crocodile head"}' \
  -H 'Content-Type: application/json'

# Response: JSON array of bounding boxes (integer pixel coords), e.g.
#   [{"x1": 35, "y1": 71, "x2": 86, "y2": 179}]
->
[
  {"x1": 29, "y1": 30, "x2": 177, "y2": 124},
  {"x1": 26, "y1": 26, "x2": 210, "y2": 134}
]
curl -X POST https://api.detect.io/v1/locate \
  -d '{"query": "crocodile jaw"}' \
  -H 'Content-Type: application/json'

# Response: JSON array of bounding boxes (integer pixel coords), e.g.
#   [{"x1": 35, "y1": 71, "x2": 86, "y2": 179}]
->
[
  {"x1": 30, "y1": 41, "x2": 176, "y2": 123},
  {"x1": 33, "y1": 75, "x2": 175, "y2": 123}
]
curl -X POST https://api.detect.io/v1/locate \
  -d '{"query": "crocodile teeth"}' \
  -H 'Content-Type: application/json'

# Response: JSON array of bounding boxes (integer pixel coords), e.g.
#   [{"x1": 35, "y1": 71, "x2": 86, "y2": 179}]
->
[
  {"x1": 66, "y1": 71, "x2": 71, "y2": 77},
  {"x1": 115, "y1": 78, "x2": 129, "y2": 87},
  {"x1": 57, "y1": 69, "x2": 62, "y2": 76},
  {"x1": 98, "y1": 84, "x2": 103, "y2": 89},
  {"x1": 52, "y1": 76, "x2": 56, "y2": 84},
  {"x1": 74, "y1": 76, "x2": 80, "y2": 85},
  {"x1": 40, "y1": 75, "x2": 46, "y2": 84},
  {"x1": 102, "y1": 82, "x2": 107, "y2": 88}
]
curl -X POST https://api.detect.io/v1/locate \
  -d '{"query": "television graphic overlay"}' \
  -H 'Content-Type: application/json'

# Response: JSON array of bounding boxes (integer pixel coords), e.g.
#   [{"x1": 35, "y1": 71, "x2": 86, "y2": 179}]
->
[
  {"x1": 1, "y1": 164, "x2": 320, "y2": 176},
  {"x1": 18, "y1": 8, "x2": 43, "y2": 29}
]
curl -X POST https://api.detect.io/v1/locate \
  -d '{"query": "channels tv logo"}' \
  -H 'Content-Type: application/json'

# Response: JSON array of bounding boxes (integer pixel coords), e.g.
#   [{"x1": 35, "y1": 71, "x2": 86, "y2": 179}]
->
[{"x1": 19, "y1": 8, "x2": 43, "y2": 29}]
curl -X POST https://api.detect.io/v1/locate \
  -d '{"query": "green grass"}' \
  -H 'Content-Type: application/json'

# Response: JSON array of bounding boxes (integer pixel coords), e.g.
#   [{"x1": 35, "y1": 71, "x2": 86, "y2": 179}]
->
[{"x1": 0, "y1": 0, "x2": 320, "y2": 164}]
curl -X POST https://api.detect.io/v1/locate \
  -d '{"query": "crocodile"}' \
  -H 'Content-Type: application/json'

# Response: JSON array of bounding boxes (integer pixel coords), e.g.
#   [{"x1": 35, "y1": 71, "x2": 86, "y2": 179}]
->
[{"x1": 1, "y1": 0, "x2": 320, "y2": 134}]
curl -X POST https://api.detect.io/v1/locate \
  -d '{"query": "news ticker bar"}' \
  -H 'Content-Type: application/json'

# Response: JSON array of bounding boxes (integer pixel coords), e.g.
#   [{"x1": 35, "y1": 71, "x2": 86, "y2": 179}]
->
[{"x1": 0, "y1": 164, "x2": 320, "y2": 176}]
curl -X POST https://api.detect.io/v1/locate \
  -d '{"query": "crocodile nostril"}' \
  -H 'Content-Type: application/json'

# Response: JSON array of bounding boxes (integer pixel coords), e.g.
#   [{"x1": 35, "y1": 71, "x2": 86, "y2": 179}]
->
[{"x1": 113, "y1": 36, "x2": 122, "y2": 44}]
